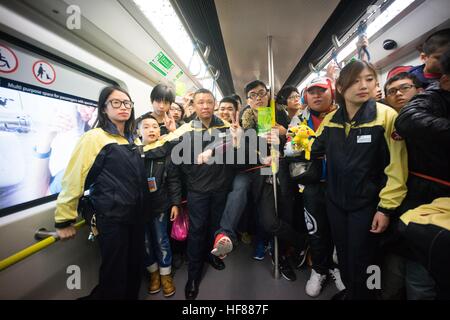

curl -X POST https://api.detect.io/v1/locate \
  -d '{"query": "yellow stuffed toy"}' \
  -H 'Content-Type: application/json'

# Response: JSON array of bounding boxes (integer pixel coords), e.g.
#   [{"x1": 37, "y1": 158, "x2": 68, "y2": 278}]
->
[{"x1": 287, "y1": 120, "x2": 316, "y2": 160}]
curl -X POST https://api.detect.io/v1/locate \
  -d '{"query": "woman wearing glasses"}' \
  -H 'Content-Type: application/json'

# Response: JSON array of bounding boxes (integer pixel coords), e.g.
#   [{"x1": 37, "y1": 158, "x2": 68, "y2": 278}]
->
[
  {"x1": 169, "y1": 102, "x2": 185, "y2": 126},
  {"x1": 276, "y1": 85, "x2": 303, "y2": 121},
  {"x1": 54, "y1": 86, "x2": 147, "y2": 299}
]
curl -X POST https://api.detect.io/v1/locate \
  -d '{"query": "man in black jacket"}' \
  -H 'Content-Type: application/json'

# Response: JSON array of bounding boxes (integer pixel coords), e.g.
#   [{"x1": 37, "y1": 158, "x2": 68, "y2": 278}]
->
[
  {"x1": 395, "y1": 49, "x2": 450, "y2": 213},
  {"x1": 147, "y1": 88, "x2": 242, "y2": 300},
  {"x1": 393, "y1": 49, "x2": 450, "y2": 300},
  {"x1": 212, "y1": 80, "x2": 306, "y2": 282}
]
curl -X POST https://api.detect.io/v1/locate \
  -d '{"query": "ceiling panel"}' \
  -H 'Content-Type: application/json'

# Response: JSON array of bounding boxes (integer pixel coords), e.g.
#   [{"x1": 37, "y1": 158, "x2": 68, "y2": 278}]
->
[{"x1": 215, "y1": 0, "x2": 339, "y2": 98}]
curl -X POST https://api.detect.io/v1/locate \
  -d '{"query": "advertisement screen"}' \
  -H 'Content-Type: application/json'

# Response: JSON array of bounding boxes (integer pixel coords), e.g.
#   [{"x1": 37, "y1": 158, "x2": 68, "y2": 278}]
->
[{"x1": 0, "y1": 39, "x2": 112, "y2": 215}]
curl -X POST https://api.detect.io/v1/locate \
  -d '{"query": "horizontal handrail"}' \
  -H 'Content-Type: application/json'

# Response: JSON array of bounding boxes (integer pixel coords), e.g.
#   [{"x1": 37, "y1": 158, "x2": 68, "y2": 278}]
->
[
  {"x1": 0, "y1": 220, "x2": 85, "y2": 272},
  {"x1": 35, "y1": 228, "x2": 58, "y2": 241},
  {"x1": 0, "y1": 201, "x2": 191, "y2": 272}
]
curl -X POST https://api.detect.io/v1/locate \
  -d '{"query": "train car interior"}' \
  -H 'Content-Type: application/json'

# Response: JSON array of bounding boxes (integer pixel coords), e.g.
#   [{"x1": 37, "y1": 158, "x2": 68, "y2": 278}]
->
[{"x1": 0, "y1": 0, "x2": 449, "y2": 301}]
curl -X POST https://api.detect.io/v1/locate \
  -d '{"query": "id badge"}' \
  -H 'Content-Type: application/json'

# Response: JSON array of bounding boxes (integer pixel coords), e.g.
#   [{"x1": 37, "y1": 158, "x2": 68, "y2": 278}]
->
[
  {"x1": 357, "y1": 135, "x2": 372, "y2": 144},
  {"x1": 147, "y1": 177, "x2": 158, "y2": 193}
]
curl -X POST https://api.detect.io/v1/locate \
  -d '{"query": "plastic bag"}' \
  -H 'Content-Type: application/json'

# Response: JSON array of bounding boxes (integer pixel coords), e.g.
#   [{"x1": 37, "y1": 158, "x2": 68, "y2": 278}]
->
[
  {"x1": 171, "y1": 207, "x2": 189, "y2": 241},
  {"x1": 288, "y1": 159, "x2": 322, "y2": 184}
]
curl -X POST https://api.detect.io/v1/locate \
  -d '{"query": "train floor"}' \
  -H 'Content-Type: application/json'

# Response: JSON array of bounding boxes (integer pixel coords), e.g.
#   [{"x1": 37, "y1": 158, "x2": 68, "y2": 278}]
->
[{"x1": 140, "y1": 242, "x2": 339, "y2": 300}]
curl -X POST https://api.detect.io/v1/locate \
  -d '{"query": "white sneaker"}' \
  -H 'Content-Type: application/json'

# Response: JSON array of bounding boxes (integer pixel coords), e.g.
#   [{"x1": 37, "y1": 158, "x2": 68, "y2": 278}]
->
[
  {"x1": 211, "y1": 234, "x2": 233, "y2": 259},
  {"x1": 329, "y1": 268, "x2": 345, "y2": 292},
  {"x1": 305, "y1": 269, "x2": 327, "y2": 297}
]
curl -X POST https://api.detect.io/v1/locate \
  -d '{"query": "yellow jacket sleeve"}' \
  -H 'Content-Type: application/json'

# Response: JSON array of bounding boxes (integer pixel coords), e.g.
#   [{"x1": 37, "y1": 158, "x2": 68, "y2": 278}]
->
[
  {"x1": 400, "y1": 198, "x2": 450, "y2": 230},
  {"x1": 311, "y1": 111, "x2": 337, "y2": 158},
  {"x1": 143, "y1": 122, "x2": 193, "y2": 152},
  {"x1": 378, "y1": 104, "x2": 408, "y2": 215},
  {"x1": 54, "y1": 129, "x2": 110, "y2": 227}
]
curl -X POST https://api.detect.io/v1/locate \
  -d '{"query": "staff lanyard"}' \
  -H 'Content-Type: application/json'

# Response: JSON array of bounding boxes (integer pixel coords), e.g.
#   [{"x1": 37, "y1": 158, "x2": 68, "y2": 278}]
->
[{"x1": 149, "y1": 160, "x2": 154, "y2": 177}]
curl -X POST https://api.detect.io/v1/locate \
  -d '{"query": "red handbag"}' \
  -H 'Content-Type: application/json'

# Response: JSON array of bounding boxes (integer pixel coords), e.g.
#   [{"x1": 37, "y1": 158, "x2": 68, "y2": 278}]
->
[{"x1": 170, "y1": 207, "x2": 189, "y2": 241}]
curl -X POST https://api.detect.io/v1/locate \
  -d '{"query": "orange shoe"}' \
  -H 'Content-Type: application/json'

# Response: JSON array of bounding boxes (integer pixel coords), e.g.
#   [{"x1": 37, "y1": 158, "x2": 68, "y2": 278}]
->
[
  {"x1": 148, "y1": 271, "x2": 161, "y2": 294},
  {"x1": 161, "y1": 274, "x2": 176, "y2": 297}
]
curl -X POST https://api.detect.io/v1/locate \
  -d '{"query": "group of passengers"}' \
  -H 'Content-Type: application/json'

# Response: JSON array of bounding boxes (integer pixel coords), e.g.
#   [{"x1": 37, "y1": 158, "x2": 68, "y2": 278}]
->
[{"x1": 54, "y1": 28, "x2": 450, "y2": 300}]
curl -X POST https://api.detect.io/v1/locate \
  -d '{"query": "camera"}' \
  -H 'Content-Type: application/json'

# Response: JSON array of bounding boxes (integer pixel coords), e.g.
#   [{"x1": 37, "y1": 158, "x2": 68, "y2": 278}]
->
[{"x1": 383, "y1": 39, "x2": 398, "y2": 50}]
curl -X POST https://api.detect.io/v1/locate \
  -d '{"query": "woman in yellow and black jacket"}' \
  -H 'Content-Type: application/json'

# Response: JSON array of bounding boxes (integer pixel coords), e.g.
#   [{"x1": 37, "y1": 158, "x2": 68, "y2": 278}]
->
[
  {"x1": 54, "y1": 86, "x2": 147, "y2": 300},
  {"x1": 311, "y1": 60, "x2": 408, "y2": 300}
]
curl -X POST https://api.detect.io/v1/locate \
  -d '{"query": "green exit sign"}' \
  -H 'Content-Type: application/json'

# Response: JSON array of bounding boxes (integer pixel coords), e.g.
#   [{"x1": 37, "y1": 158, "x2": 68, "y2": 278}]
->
[{"x1": 156, "y1": 51, "x2": 174, "y2": 71}]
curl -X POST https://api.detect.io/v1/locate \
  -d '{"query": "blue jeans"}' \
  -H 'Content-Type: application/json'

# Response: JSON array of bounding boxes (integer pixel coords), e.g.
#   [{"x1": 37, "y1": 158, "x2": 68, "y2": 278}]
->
[
  {"x1": 216, "y1": 171, "x2": 305, "y2": 251},
  {"x1": 215, "y1": 173, "x2": 252, "y2": 244},
  {"x1": 406, "y1": 260, "x2": 436, "y2": 300},
  {"x1": 144, "y1": 212, "x2": 172, "y2": 275}
]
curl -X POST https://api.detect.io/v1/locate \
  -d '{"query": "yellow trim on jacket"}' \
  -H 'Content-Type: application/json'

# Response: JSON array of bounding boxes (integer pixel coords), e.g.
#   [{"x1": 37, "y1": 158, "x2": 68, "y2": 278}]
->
[
  {"x1": 143, "y1": 119, "x2": 231, "y2": 152},
  {"x1": 54, "y1": 128, "x2": 129, "y2": 224},
  {"x1": 313, "y1": 102, "x2": 408, "y2": 211},
  {"x1": 401, "y1": 198, "x2": 450, "y2": 231},
  {"x1": 377, "y1": 103, "x2": 408, "y2": 211}
]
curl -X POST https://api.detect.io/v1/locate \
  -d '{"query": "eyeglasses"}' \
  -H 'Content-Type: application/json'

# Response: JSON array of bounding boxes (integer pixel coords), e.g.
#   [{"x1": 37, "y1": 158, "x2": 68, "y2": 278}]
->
[
  {"x1": 288, "y1": 94, "x2": 301, "y2": 100},
  {"x1": 106, "y1": 99, "x2": 134, "y2": 109},
  {"x1": 170, "y1": 107, "x2": 181, "y2": 112},
  {"x1": 247, "y1": 90, "x2": 267, "y2": 100},
  {"x1": 386, "y1": 84, "x2": 415, "y2": 97}
]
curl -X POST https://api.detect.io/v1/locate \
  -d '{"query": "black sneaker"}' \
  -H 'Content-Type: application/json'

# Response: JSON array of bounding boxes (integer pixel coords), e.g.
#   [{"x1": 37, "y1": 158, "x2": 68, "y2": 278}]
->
[
  {"x1": 331, "y1": 289, "x2": 348, "y2": 300},
  {"x1": 279, "y1": 256, "x2": 297, "y2": 281},
  {"x1": 207, "y1": 254, "x2": 225, "y2": 270}
]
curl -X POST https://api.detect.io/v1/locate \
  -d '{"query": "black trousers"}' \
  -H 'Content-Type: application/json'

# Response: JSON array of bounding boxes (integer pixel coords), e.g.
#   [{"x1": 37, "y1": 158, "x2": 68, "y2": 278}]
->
[
  {"x1": 327, "y1": 200, "x2": 380, "y2": 300},
  {"x1": 252, "y1": 171, "x2": 306, "y2": 251},
  {"x1": 425, "y1": 226, "x2": 450, "y2": 300},
  {"x1": 186, "y1": 191, "x2": 227, "y2": 281},
  {"x1": 303, "y1": 183, "x2": 334, "y2": 275},
  {"x1": 88, "y1": 215, "x2": 144, "y2": 300},
  {"x1": 388, "y1": 175, "x2": 450, "y2": 264},
  {"x1": 400, "y1": 220, "x2": 450, "y2": 300}
]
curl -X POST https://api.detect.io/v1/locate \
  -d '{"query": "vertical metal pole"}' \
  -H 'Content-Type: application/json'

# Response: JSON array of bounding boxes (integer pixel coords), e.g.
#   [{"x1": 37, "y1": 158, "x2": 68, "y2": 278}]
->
[{"x1": 267, "y1": 35, "x2": 280, "y2": 279}]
